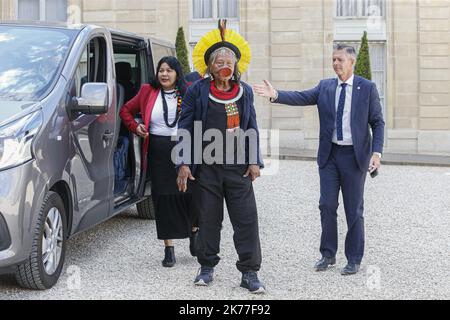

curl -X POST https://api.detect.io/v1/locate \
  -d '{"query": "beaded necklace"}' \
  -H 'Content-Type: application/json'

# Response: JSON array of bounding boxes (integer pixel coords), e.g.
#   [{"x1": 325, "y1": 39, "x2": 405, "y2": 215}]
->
[
  {"x1": 161, "y1": 87, "x2": 182, "y2": 128},
  {"x1": 209, "y1": 82, "x2": 243, "y2": 132}
]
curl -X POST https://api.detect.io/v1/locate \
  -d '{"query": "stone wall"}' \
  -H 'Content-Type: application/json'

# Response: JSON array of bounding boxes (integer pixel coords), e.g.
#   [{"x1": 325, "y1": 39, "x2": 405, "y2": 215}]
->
[
  {"x1": 385, "y1": 0, "x2": 450, "y2": 155},
  {"x1": 2, "y1": 0, "x2": 449, "y2": 156},
  {"x1": 1, "y1": 0, "x2": 13, "y2": 20}
]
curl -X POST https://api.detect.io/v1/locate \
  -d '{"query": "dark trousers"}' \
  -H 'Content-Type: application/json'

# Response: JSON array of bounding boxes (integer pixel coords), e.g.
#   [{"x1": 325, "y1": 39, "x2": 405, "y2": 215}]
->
[
  {"x1": 194, "y1": 164, "x2": 262, "y2": 273},
  {"x1": 319, "y1": 144, "x2": 367, "y2": 264}
]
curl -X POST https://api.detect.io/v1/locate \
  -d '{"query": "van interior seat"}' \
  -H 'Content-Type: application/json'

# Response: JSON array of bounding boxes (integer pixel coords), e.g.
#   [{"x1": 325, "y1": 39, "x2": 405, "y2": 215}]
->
[{"x1": 115, "y1": 62, "x2": 136, "y2": 103}]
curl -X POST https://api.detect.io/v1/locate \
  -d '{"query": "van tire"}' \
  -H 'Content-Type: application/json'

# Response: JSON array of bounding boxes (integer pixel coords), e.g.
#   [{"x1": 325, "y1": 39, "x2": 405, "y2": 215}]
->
[
  {"x1": 15, "y1": 192, "x2": 67, "y2": 290},
  {"x1": 136, "y1": 197, "x2": 155, "y2": 220}
]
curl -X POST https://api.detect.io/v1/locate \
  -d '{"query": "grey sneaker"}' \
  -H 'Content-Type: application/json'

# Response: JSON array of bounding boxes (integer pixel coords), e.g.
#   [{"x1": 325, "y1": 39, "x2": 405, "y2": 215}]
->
[
  {"x1": 240, "y1": 271, "x2": 266, "y2": 294},
  {"x1": 194, "y1": 267, "x2": 214, "y2": 286}
]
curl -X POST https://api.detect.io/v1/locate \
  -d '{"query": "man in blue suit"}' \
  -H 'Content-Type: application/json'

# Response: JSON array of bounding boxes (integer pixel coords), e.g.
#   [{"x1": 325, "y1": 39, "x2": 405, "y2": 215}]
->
[{"x1": 253, "y1": 44, "x2": 385, "y2": 275}]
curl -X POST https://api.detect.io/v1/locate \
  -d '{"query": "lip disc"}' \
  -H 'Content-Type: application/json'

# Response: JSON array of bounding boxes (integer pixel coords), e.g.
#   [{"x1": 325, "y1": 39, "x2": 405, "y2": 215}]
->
[{"x1": 219, "y1": 67, "x2": 233, "y2": 78}]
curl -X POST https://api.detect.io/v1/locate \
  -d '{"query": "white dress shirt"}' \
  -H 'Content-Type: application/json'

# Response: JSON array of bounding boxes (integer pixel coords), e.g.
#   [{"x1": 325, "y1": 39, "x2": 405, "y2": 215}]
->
[
  {"x1": 150, "y1": 90, "x2": 178, "y2": 136},
  {"x1": 332, "y1": 74, "x2": 354, "y2": 146}
]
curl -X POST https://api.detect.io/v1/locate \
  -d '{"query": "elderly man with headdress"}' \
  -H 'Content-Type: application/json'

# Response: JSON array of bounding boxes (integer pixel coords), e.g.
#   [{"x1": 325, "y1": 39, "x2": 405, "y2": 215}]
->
[{"x1": 175, "y1": 20, "x2": 265, "y2": 294}]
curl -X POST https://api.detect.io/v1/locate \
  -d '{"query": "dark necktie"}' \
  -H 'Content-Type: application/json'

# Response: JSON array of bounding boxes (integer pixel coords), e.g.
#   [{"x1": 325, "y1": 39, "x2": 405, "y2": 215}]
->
[{"x1": 336, "y1": 83, "x2": 347, "y2": 141}]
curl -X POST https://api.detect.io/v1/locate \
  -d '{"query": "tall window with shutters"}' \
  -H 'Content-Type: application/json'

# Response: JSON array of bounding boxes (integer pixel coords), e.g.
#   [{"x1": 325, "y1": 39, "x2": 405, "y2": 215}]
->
[
  {"x1": 16, "y1": 0, "x2": 67, "y2": 22},
  {"x1": 190, "y1": 0, "x2": 239, "y2": 70},
  {"x1": 336, "y1": 0, "x2": 385, "y2": 18},
  {"x1": 193, "y1": 0, "x2": 213, "y2": 19},
  {"x1": 192, "y1": 0, "x2": 238, "y2": 20}
]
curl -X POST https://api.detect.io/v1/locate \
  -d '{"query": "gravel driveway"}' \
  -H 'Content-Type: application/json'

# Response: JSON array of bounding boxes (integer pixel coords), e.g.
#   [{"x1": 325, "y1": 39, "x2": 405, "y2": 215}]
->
[{"x1": 1, "y1": 160, "x2": 449, "y2": 300}]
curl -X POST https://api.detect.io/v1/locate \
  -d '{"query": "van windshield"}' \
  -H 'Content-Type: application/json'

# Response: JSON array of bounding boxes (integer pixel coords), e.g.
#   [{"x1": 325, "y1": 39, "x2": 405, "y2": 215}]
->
[{"x1": 0, "y1": 26, "x2": 77, "y2": 102}]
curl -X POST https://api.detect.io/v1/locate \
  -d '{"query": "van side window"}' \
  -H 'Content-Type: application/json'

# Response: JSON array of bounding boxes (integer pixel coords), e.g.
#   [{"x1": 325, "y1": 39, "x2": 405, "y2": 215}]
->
[{"x1": 74, "y1": 37, "x2": 107, "y2": 96}]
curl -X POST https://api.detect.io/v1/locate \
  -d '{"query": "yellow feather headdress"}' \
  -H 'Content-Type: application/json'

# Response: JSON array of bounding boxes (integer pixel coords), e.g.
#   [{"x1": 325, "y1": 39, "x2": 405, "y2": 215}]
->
[{"x1": 192, "y1": 19, "x2": 251, "y2": 76}]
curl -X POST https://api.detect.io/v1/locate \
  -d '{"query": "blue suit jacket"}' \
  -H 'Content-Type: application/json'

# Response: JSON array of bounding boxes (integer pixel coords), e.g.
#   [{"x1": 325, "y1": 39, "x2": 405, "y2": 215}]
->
[
  {"x1": 177, "y1": 78, "x2": 264, "y2": 175},
  {"x1": 276, "y1": 75, "x2": 385, "y2": 171}
]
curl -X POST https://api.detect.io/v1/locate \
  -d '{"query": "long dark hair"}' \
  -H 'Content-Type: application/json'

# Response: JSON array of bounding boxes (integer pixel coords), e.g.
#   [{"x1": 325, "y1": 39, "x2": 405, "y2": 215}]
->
[{"x1": 151, "y1": 56, "x2": 187, "y2": 95}]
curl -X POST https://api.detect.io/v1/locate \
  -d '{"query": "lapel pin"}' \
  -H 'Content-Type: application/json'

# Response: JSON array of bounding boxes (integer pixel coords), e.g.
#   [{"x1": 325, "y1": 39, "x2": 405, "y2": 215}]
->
[{"x1": 357, "y1": 86, "x2": 361, "y2": 90}]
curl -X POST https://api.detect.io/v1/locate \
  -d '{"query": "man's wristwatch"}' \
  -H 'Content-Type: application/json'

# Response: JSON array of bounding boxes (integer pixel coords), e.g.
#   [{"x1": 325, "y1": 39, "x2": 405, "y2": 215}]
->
[
  {"x1": 269, "y1": 90, "x2": 279, "y2": 103},
  {"x1": 373, "y1": 152, "x2": 382, "y2": 159}
]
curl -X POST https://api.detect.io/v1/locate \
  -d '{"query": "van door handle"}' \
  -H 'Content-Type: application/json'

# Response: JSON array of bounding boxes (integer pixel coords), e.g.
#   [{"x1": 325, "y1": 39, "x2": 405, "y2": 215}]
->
[{"x1": 103, "y1": 130, "x2": 114, "y2": 141}]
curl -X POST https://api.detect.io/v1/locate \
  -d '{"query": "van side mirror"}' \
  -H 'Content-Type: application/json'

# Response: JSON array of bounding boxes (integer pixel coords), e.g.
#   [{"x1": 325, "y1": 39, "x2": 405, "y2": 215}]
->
[{"x1": 71, "y1": 83, "x2": 109, "y2": 114}]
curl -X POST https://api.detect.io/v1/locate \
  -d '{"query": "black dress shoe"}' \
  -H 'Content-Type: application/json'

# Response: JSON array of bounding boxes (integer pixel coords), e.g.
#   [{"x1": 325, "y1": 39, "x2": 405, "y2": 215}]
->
[
  {"x1": 314, "y1": 256, "x2": 336, "y2": 271},
  {"x1": 189, "y1": 229, "x2": 199, "y2": 257},
  {"x1": 162, "y1": 246, "x2": 176, "y2": 267},
  {"x1": 341, "y1": 263, "x2": 360, "y2": 275}
]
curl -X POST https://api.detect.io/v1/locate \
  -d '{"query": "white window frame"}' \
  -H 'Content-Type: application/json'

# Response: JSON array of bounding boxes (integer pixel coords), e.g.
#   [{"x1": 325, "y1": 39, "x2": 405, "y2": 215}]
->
[
  {"x1": 191, "y1": 0, "x2": 239, "y2": 21},
  {"x1": 335, "y1": 0, "x2": 386, "y2": 19},
  {"x1": 15, "y1": 0, "x2": 67, "y2": 21}
]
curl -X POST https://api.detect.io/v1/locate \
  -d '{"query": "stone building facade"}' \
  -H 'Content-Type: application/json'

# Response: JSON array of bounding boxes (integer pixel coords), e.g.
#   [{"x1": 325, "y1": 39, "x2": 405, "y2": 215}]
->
[{"x1": 1, "y1": 0, "x2": 449, "y2": 158}]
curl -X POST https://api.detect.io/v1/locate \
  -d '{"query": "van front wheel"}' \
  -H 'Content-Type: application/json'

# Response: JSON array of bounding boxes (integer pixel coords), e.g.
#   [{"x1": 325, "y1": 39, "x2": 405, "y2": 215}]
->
[
  {"x1": 15, "y1": 191, "x2": 67, "y2": 290},
  {"x1": 136, "y1": 197, "x2": 155, "y2": 220}
]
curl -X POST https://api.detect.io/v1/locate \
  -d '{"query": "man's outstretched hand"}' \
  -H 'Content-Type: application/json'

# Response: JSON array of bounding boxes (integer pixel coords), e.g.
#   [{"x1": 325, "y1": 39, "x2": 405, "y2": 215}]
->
[{"x1": 253, "y1": 80, "x2": 277, "y2": 100}]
